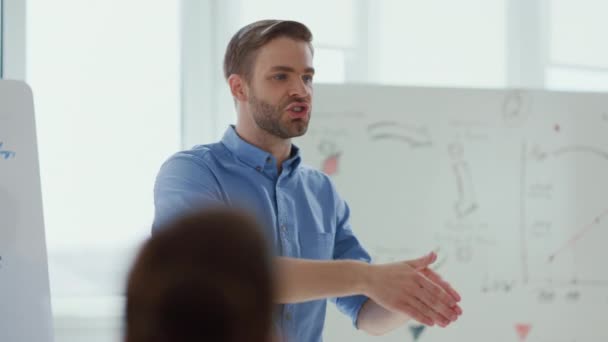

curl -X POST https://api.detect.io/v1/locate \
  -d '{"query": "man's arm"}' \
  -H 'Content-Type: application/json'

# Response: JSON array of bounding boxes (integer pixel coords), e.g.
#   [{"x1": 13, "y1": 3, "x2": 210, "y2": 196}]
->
[
  {"x1": 153, "y1": 153, "x2": 224, "y2": 232},
  {"x1": 275, "y1": 252, "x2": 463, "y2": 332},
  {"x1": 357, "y1": 300, "x2": 410, "y2": 336},
  {"x1": 315, "y1": 177, "x2": 462, "y2": 332},
  {"x1": 356, "y1": 260, "x2": 463, "y2": 335},
  {"x1": 274, "y1": 257, "x2": 368, "y2": 303}
]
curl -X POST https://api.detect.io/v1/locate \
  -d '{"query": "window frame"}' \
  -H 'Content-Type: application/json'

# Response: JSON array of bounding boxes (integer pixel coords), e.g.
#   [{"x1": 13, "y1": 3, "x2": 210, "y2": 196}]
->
[
  {"x1": 505, "y1": 0, "x2": 548, "y2": 88},
  {"x1": 1, "y1": 0, "x2": 26, "y2": 80},
  {"x1": 1, "y1": 0, "x2": 4, "y2": 77}
]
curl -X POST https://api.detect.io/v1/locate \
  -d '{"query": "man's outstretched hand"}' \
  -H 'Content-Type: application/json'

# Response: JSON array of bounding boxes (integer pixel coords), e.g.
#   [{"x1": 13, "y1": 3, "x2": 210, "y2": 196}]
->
[{"x1": 363, "y1": 252, "x2": 463, "y2": 327}]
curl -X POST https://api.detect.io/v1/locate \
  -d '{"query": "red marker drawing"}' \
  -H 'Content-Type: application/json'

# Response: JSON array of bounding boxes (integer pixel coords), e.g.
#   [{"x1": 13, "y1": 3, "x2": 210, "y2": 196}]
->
[
  {"x1": 322, "y1": 153, "x2": 341, "y2": 176},
  {"x1": 515, "y1": 323, "x2": 532, "y2": 342}
]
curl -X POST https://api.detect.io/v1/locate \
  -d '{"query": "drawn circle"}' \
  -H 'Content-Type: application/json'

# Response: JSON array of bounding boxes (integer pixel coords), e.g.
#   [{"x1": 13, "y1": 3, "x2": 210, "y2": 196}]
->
[{"x1": 502, "y1": 91, "x2": 531, "y2": 127}]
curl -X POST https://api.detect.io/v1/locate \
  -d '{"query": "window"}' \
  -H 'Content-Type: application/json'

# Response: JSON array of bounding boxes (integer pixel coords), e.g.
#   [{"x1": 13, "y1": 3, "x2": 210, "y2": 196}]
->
[
  {"x1": 549, "y1": 0, "x2": 608, "y2": 69},
  {"x1": 546, "y1": 0, "x2": 608, "y2": 91},
  {"x1": 26, "y1": 0, "x2": 180, "y2": 339},
  {"x1": 367, "y1": 0, "x2": 506, "y2": 88}
]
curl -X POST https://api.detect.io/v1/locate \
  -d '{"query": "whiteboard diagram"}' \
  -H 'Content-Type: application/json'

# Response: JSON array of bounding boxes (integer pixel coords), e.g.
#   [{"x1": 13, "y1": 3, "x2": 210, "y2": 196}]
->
[
  {"x1": 521, "y1": 112, "x2": 608, "y2": 303},
  {"x1": 296, "y1": 85, "x2": 608, "y2": 342}
]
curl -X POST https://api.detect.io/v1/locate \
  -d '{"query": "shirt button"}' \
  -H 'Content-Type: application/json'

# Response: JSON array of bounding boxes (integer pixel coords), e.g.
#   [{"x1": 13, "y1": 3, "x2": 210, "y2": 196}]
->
[
  {"x1": 255, "y1": 166, "x2": 262, "y2": 172},
  {"x1": 285, "y1": 312, "x2": 292, "y2": 321},
  {"x1": 281, "y1": 225, "x2": 287, "y2": 232}
]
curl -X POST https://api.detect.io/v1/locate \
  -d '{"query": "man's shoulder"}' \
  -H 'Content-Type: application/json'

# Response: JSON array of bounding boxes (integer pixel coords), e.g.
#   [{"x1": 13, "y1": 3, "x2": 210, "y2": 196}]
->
[
  {"x1": 298, "y1": 163, "x2": 327, "y2": 177},
  {"x1": 168, "y1": 142, "x2": 227, "y2": 164},
  {"x1": 297, "y1": 164, "x2": 335, "y2": 189},
  {"x1": 160, "y1": 142, "x2": 230, "y2": 174}
]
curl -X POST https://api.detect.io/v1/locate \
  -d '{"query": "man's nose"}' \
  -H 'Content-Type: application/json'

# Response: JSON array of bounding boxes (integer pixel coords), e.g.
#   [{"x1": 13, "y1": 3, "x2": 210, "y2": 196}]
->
[{"x1": 288, "y1": 78, "x2": 311, "y2": 98}]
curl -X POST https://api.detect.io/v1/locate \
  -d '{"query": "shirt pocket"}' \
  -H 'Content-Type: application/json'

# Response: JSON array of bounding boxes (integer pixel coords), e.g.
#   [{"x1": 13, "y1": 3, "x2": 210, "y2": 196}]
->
[{"x1": 301, "y1": 232, "x2": 334, "y2": 260}]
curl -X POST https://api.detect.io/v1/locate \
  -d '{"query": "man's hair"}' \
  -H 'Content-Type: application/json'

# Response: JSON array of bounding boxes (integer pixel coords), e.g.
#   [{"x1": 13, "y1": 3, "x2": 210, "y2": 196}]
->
[
  {"x1": 223, "y1": 19, "x2": 313, "y2": 82},
  {"x1": 125, "y1": 208, "x2": 275, "y2": 342}
]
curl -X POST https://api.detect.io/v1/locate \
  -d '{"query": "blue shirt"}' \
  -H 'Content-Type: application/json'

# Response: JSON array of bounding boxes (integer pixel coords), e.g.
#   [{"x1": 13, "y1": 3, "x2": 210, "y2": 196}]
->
[{"x1": 153, "y1": 126, "x2": 371, "y2": 342}]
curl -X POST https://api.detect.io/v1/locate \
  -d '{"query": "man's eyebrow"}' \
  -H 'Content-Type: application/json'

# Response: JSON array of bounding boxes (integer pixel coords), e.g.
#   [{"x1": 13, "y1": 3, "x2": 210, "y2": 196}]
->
[{"x1": 269, "y1": 66, "x2": 315, "y2": 74}]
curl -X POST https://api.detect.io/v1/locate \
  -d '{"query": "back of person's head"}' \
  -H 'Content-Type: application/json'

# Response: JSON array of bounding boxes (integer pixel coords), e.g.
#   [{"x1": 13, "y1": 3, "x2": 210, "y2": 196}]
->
[{"x1": 125, "y1": 208, "x2": 275, "y2": 342}]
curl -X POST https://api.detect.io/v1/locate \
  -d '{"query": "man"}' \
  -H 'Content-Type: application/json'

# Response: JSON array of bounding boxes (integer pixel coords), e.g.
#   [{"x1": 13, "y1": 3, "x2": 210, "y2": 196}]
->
[
  {"x1": 153, "y1": 19, "x2": 462, "y2": 341},
  {"x1": 126, "y1": 208, "x2": 275, "y2": 342}
]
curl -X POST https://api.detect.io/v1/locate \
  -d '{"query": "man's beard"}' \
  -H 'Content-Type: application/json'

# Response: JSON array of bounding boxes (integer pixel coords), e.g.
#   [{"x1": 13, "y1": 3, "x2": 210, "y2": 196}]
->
[{"x1": 249, "y1": 92, "x2": 309, "y2": 139}]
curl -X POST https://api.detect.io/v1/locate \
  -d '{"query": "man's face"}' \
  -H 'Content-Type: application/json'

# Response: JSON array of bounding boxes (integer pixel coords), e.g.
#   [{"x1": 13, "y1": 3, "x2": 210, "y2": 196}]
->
[{"x1": 246, "y1": 37, "x2": 314, "y2": 139}]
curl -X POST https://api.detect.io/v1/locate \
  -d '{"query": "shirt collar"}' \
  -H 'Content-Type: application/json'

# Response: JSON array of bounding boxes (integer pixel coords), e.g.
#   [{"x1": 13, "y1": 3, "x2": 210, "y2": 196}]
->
[{"x1": 221, "y1": 125, "x2": 302, "y2": 171}]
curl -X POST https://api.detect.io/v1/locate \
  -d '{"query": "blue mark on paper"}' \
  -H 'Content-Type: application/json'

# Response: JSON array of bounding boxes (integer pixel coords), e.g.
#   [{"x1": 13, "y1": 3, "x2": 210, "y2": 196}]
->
[{"x1": 0, "y1": 142, "x2": 16, "y2": 160}]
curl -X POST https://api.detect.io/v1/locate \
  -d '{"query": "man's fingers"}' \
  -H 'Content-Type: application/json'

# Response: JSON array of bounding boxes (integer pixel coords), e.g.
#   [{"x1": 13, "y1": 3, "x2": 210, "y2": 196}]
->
[
  {"x1": 412, "y1": 274, "x2": 459, "y2": 321},
  {"x1": 414, "y1": 273, "x2": 458, "y2": 308},
  {"x1": 421, "y1": 269, "x2": 463, "y2": 315},
  {"x1": 421, "y1": 268, "x2": 462, "y2": 304},
  {"x1": 414, "y1": 288, "x2": 458, "y2": 324},
  {"x1": 406, "y1": 251, "x2": 437, "y2": 270},
  {"x1": 403, "y1": 294, "x2": 451, "y2": 327}
]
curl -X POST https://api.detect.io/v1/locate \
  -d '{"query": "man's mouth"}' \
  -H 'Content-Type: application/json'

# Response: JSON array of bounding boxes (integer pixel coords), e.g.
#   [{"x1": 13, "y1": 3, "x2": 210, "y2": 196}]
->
[{"x1": 286, "y1": 102, "x2": 310, "y2": 118}]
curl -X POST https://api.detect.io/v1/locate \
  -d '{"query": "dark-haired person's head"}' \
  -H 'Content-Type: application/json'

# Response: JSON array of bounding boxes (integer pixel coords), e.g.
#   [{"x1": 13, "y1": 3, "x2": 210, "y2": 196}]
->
[
  {"x1": 125, "y1": 208, "x2": 275, "y2": 342},
  {"x1": 224, "y1": 19, "x2": 315, "y2": 140}
]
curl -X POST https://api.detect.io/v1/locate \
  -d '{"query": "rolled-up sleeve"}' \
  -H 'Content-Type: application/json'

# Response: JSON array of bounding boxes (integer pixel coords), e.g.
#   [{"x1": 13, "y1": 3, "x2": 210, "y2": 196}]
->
[
  {"x1": 329, "y1": 186, "x2": 372, "y2": 328},
  {"x1": 152, "y1": 152, "x2": 224, "y2": 233}
]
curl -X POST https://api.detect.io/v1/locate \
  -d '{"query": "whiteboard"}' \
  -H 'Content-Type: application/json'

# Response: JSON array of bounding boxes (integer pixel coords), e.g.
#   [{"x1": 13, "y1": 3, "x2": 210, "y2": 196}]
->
[
  {"x1": 0, "y1": 80, "x2": 53, "y2": 342},
  {"x1": 295, "y1": 84, "x2": 608, "y2": 342}
]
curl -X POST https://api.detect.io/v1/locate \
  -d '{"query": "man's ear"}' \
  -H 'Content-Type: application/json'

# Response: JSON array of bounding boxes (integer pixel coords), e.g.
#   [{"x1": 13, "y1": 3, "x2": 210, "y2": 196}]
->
[{"x1": 227, "y1": 74, "x2": 248, "y2": 102}]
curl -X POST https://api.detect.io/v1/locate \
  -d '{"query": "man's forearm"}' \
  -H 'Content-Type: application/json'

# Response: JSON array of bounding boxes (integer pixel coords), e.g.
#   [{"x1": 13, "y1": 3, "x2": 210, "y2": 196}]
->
[
  {"x1": 275, "y1": 253, "x2": 462, "y2": 332},
  {"x1": 357, "y1": 299, "x2": 411, "y2": 336},
  {"x1": 274, "y1": 257, "x2": 370, "y2": 303},
  {"x1": 275, "y1": 257, "x2": 413, "y2": 336}
]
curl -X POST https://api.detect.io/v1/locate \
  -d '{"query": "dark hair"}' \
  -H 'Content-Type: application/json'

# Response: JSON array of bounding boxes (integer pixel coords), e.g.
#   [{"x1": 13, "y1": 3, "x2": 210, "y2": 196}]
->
[
  {"x1": 223, "y1": 19, "x2": 313, "y2": 81},
  {"x1": 125, "y1": 208, "x2": 274, "y2": 342}
]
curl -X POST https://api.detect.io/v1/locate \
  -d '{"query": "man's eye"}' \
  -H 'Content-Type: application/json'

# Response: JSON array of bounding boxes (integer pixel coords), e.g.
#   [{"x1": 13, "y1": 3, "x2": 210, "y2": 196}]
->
[
  {"x1": 303, "y1": 75, "x2": 313, "y2": 83},
  {"x1": 273, "y1": 74, "x2": 287, "y2": 80}
]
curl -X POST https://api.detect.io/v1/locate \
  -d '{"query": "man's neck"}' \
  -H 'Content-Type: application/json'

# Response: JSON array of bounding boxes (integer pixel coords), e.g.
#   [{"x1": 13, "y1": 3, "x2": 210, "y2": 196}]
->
[{"x1": 235, "y1": 124, "x2": 292, "y2": 170}]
